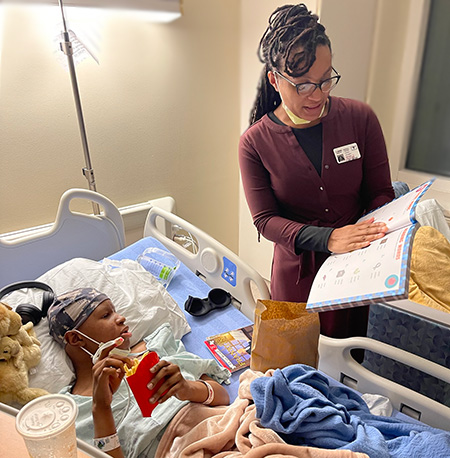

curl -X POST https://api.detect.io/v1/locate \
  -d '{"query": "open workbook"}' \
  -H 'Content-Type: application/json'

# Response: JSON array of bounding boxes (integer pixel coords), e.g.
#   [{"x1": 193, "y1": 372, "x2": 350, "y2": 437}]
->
[{"x1": 306, "y1": 179, "x2": 435, "y2": 312}]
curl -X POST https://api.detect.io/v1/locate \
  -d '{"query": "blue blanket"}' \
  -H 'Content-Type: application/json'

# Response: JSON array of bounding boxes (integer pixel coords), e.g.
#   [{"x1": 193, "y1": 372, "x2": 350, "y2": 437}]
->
[{"x1": 250, "y1": 365, "x2": 450, "y2": 458}]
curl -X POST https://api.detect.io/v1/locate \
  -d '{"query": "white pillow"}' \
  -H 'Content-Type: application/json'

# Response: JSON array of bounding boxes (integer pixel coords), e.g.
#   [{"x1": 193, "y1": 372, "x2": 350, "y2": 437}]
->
[{"x1": 5, "y1": 258, "x2": 190, "y2": 394}]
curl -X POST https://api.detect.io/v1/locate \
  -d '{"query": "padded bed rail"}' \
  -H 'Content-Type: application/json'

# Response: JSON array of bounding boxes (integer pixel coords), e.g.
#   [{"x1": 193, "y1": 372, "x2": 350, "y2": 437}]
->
[{"x1": 319, "y1": 334, "x2": 450, "y2": 430}]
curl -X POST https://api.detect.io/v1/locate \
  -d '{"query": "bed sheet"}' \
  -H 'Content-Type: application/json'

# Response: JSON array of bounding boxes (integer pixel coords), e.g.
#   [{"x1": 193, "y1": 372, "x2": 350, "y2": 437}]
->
[{"x1": 109, "y1": 237, "x2": 252, "y2": 400}]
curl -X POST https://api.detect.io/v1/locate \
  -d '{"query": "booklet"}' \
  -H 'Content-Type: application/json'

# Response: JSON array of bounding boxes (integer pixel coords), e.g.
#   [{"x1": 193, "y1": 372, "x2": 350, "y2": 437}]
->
[
  {"x1": 306, "y1": 179, "x2": 435, "y2": 312},
  {"x1": 204, "y1": 325, "x2": 253, "y2": 373}
]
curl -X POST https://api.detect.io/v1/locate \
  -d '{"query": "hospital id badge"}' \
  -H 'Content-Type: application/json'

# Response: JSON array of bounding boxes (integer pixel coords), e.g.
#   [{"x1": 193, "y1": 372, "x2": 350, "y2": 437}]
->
[{"x1": 333, "y1": 143, "x2": 361, "y2": 164}]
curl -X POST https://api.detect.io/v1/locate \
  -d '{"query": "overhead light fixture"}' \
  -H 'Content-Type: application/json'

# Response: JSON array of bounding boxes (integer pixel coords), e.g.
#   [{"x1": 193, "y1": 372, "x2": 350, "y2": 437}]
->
[{"x1": 2, "y1": 0, "x2": 182, "y2": 23}]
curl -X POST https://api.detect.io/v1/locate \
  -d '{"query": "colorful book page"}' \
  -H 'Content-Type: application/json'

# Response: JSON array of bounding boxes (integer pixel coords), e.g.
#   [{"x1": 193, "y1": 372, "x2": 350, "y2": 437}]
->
[
  {"x1": 306, "y1": 224, "x2": 417, "y2": 312},
  {"x1": 358, "y1": 179, "x2": 434, "y2": 232}
]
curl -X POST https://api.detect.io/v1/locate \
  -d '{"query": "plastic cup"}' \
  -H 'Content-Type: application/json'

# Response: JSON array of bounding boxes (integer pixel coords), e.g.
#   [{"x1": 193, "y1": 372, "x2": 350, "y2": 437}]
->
[{"x1": 15, "y1": 394, "x2": 78, "y2": 458}]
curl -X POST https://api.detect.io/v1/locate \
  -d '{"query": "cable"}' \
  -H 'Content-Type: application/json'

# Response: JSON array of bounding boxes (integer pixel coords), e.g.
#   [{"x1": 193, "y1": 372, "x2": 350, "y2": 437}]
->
[
  {"x1": 172, "y1": 225, "x2": 199, "y2": 254},
  {"x1": 115, "y1": 378, "x2": 132, "y2": 429}
]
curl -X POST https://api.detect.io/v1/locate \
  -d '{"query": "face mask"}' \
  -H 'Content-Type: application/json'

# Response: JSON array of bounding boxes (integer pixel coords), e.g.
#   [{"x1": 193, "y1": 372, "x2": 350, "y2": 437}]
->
[
  {"x1": 282, "y1": 102, "x2": 326, "y2": 125},
  {"x1": 73, "y1": 330, "x2": 128, "y2": 364}
]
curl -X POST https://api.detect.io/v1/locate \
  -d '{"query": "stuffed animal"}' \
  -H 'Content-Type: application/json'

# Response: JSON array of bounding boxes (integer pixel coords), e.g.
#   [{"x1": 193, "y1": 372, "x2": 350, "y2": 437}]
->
[
  {"x1": 0, "y1": 301, "x2": 40, "y2": 343},
  {"x1": 0, "y1": 302, "x2": 41, "y2": 365},
  {"x1": 0, "y1": 300, "x2": 23, "y2": 335},
  {"x1": 0, "y1": 302, "x2": 48, "y2": 406}
]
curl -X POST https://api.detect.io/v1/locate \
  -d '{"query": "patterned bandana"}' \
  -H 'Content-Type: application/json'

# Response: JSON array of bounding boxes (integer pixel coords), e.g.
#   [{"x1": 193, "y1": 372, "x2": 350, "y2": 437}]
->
[{"x1": 47, "y1": 287, "x2": 109, "y2": 347}]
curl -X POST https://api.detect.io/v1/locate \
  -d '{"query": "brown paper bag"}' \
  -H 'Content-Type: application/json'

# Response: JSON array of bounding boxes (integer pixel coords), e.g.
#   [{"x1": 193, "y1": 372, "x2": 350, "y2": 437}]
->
[{"x1": 250, "y1": 299, "x2": 320, "y2": 372}]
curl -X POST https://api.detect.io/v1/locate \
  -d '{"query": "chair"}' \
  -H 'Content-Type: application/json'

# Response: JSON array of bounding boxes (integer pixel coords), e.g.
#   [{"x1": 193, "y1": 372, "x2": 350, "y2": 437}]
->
[{"x1": 0, "y1": 189, "x2": 125, "y2": 288}]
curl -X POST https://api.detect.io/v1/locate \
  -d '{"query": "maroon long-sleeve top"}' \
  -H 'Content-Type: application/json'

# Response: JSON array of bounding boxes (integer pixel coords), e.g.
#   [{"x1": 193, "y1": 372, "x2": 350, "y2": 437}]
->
[{"x1": 239, "y1": 96, "x2": 394, "y2": 337}]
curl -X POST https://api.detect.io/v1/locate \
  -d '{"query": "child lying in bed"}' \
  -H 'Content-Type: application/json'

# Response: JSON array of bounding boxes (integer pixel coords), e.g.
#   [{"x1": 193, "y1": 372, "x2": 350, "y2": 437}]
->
[{"x1": 47, "y1": 287, "x2": 231, "y2": 458}]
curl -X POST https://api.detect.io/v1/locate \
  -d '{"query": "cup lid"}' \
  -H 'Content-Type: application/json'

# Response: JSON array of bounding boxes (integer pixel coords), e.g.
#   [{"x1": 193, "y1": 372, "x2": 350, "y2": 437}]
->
[{"x1": 16, "y1": 394, "x2": 78, "y2": 440}]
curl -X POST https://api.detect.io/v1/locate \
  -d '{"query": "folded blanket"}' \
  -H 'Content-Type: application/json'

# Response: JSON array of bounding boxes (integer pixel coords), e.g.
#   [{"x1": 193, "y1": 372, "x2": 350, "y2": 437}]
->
[
  {"x1": 409, "y1": 225, "x2": 450, "y2": 313},
  {"x1": 155, "y1": 369, "x2": 367, "y2": 458},
  {"x1": 250, "y1": 365, "x2": 450, "y2": 458}
]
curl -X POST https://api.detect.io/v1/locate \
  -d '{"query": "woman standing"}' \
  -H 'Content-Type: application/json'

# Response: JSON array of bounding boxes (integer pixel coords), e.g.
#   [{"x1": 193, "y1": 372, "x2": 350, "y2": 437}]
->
[{"x1": 239, "y1": 4, "x2": 394, "y2": 339}]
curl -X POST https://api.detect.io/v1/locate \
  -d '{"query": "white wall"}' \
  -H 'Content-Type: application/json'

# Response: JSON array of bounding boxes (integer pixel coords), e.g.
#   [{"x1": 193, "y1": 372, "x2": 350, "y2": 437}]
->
[
  {"x1": 366, "y1": 0, "x2": 412, "y2": 154},
  {"x1": 318, "y1": 0, "x2": 377, "y2": 101},
  {"x1": 374, "y1": 0, "x2": 450, "y2": 210},
  {"x1": 0, "y1": 0, "x2": 241, "y2": 251}
]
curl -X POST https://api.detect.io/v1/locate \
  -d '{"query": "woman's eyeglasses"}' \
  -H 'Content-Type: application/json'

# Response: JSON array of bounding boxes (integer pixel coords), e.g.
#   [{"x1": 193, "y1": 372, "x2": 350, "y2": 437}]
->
[{"x1": 275, "y1": 68, "x2": 341, "y2": 96}]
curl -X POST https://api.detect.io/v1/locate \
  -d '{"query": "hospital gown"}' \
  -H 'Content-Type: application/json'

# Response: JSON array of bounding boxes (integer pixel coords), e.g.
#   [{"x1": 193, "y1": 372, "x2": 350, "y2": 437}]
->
[{"x1": 61, "y1": 323, "x2": 231, "y2": 458}]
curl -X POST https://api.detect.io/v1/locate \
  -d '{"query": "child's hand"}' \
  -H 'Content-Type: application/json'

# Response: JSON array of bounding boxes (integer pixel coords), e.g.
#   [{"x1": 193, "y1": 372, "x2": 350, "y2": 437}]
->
[
  {"x1": 92, "y1": 341, "x2": 133, "y2": 410},
  {"x1": 147, "y1": 360, "x2": 191, "y2": 404}
]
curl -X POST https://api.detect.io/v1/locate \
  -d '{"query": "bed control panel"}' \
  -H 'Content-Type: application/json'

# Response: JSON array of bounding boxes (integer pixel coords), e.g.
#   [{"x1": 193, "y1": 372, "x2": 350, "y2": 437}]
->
[{"x1": 221, "y1": 257, "x2": 237, "y2": 287}]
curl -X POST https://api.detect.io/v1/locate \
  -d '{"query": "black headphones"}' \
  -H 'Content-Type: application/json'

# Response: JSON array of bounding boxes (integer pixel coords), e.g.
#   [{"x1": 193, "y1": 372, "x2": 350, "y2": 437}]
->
[{"x1": 0, "y1": 281, "x2": 55, "y2": 326}]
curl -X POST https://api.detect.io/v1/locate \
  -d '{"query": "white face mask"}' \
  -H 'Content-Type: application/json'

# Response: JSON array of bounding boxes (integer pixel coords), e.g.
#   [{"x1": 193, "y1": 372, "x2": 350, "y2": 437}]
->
[{"x1": 72, "y1": 330, "x2": 129, "y2": 364}]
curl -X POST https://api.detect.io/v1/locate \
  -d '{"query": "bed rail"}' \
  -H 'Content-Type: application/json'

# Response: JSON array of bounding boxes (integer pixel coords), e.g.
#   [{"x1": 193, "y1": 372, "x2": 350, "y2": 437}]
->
[
  {"x1": 144, "y1": 206, "x2": 450, "y2": 431},
  {"x1": 0, "y1": 189, "x2": 125, "y2": 289},
  {"x1": 318, "y1": 334, "x2": 450, "y2": 430},
  {"x1": 143, "y1": 207, "x2": 270, "y2": 320}
]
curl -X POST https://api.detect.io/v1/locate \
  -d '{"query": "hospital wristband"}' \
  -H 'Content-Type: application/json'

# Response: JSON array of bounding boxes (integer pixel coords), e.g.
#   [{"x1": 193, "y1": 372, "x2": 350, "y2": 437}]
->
[
  {"x1": 198, "y1": 379, "x2": 214, "y2": 405},
  {"x1": 93, "y1": 432, "x2": 121, "y2": 452}
]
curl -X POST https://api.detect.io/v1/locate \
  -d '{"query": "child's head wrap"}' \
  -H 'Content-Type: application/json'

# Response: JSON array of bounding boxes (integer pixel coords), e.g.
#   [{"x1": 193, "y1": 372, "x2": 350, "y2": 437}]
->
[{"x1": 48, "y1": 287, "x2": 109, "y2": 346}]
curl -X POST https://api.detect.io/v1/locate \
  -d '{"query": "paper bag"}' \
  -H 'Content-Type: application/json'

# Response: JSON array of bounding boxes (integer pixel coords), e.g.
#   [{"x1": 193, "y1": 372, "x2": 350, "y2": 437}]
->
[{"x1": 250, "y1": 300, "x2": 320, "y2": 372}]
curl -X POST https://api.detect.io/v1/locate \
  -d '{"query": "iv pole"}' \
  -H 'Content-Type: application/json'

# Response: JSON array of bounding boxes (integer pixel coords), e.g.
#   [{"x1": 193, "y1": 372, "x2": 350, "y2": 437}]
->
[{"x1": 57, "y1": 0, "x2": 101, "y2": 215}]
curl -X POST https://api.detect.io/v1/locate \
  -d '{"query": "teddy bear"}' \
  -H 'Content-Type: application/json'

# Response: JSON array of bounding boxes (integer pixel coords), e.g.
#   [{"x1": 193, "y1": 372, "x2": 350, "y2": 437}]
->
[
  {"x1": 0, "y1": 302, "x2": 42, "y2": 365},
  {"x1": 0, "y1": 300, "x2": 40, "y2": 343},
  {"x1": 0, "y1": 302, "x2": 48, "y2": 406},
  {"x1": 0, "y1": 336, "x2": 48, "y2": 405}
]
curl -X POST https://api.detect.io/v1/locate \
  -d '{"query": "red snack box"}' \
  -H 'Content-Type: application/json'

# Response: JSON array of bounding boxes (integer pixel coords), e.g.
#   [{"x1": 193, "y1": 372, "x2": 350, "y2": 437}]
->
[{"x1": 125, "y1": 351, "x2": 165, "y2": 417}]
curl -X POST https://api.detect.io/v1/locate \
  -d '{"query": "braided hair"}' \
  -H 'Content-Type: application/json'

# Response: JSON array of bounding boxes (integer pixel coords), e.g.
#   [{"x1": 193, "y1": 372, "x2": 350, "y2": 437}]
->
[{"x1": 249, "y1": 4, "x2": 331, "y2": 125}]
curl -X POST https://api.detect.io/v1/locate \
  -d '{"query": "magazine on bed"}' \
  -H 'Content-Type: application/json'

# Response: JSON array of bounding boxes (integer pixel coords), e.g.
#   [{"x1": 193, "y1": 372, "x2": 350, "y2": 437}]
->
[
  {"x1": 204, "y1": 325, "x2": 253, "y2": 373},
  {"x1": 306, "y1": 179, "x2": 435, "y2": 312}
]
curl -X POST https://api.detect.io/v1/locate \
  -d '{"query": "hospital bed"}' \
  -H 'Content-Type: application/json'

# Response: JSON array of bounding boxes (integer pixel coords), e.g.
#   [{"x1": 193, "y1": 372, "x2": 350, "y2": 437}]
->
[
  {"x1": 137, "y1": 206, "x2": 450, "y2": 429},
  {"x1": 0, "y1": 189, "x2": 449, "y2": 456}
]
